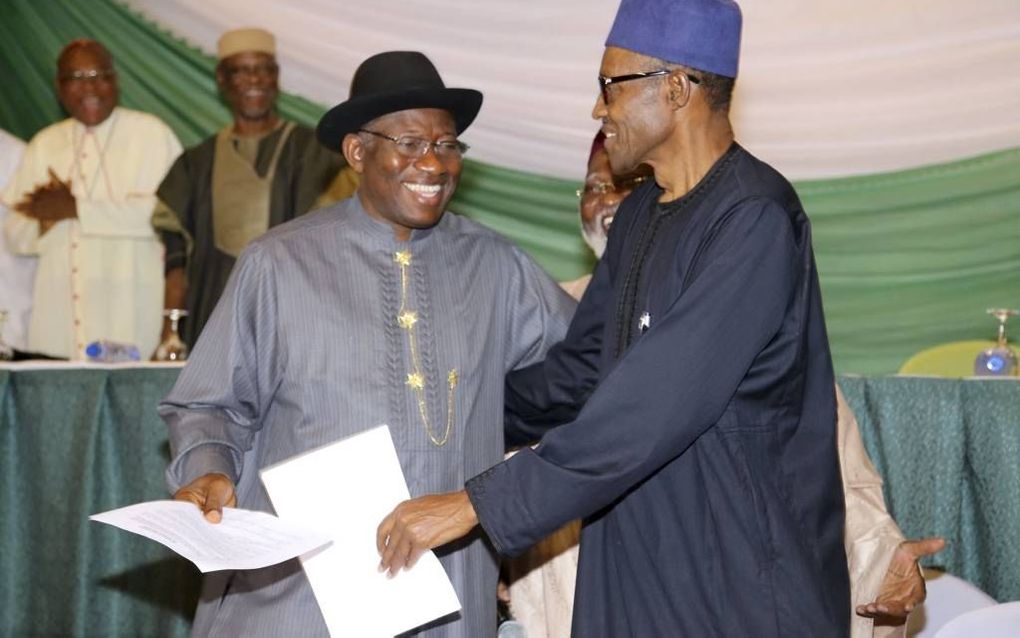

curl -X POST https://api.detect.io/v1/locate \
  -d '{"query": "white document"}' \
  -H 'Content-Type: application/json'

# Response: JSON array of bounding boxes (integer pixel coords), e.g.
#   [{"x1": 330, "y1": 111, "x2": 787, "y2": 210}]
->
[
  {"x1": 89, "y1": 500, "x2": 332, "y2": 573},
  {"x1": 260, "y1": 425, "x2": 461, "y2": 638}
]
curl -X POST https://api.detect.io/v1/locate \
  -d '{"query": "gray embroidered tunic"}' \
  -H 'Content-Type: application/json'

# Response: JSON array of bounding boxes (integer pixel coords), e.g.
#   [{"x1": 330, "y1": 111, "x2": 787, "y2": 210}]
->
[{"x1": 160, "y1": 195, "x2": 573, "y2": 637}]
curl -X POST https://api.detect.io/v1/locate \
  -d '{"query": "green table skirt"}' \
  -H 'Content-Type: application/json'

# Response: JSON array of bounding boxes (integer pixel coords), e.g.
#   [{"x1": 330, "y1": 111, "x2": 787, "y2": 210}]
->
[{"x1": 2, "y1": 366, "x2": 1017, "y2": 636}]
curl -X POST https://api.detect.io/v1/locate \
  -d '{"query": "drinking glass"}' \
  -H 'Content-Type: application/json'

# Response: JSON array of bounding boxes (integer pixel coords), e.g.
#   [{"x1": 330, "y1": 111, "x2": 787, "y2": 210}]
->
[
  {"x1": 974, "y1": 308, "x2": 1019, "y2": 376},
  {"x1": 155, "y1": 309, "x2": 189, "y2": 362}
]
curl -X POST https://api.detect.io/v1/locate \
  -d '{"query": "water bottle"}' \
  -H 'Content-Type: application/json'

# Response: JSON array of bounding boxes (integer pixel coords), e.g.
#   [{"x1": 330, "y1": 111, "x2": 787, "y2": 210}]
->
[
  {"x1": 497, "y1": 620, "x2": 527, "y2": 638},
  {"x1": 496, "y1": 598, "x2": 527, "y2": 638},
  {"x1": 84, "y1": 340, "x2": 141, "y2": 363}
]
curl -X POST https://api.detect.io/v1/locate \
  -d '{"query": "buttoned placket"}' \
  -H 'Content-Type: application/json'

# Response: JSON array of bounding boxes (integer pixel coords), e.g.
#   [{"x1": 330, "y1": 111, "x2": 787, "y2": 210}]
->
[
  {"x1": 70, "y1": 224, "x2": 85, "y2": 359},
  {"x1": 68, "y1": 127, "x2": 96, "y2": 360}
]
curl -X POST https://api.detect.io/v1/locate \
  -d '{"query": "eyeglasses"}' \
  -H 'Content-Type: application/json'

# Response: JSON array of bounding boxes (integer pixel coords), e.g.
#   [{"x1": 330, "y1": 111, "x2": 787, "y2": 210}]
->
[
  {"x1": 358, "y1": 129, "x2": 469, "y2": 160},
  {"x1": 597, "y1": 69, "x2": 699, "y2": 103},
  {"x1": 222, "y1": 62, "x2": 279, "y2": 80},
  {"x1": 575, "y1": 175, "x2": 649, "y2": 198},
  {"x1": 59, "y1": 69, "x2": 116, "y2": 84}
]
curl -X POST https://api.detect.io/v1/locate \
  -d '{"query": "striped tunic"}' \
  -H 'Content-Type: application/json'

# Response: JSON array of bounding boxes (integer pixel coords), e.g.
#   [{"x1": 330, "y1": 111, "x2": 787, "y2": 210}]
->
[{"x1": 160, "y1": 195, "x2": 574, "y2": 637}]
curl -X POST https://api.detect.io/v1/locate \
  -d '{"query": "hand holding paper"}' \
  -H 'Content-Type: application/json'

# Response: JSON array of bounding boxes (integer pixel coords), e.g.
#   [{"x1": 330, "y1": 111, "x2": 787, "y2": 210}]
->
[
  {"x1": 89, "y1": 501, "x2": 331, "y2": 573},
  {"x1": 173, "y1": 472, "x2": 237, "y2": 523}
]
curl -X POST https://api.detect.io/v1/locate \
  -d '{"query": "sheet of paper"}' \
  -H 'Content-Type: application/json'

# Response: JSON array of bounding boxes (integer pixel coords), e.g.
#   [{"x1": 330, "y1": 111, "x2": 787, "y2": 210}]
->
[
  {"x1": 260, "y1": 425, "x2": 461, "y2": 638},
  {"x1": 89, "y1": 500, "x2": 332, "y2": 573}
]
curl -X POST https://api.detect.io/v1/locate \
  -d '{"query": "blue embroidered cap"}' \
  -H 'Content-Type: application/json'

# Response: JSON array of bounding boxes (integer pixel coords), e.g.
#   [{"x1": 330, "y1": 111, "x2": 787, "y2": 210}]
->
[{"x1": 605, "y1": 0, "x2": 742, "y2": 78}]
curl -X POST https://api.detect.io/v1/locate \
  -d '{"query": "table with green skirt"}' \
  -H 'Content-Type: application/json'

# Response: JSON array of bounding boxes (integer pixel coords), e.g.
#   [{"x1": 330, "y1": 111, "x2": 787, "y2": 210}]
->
[{"x1": 1, "y1": 365, "x2": 1018, "y2": 636}]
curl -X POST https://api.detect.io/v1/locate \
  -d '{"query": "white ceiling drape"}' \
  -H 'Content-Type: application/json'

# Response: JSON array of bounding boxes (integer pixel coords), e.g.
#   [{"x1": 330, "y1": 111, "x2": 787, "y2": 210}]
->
[{"x1": 126, "y1": 0, "x2": 1020, "y2": 181}]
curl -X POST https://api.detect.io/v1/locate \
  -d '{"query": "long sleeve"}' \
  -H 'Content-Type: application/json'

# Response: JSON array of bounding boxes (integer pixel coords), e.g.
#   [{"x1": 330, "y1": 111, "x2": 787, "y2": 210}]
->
[
  {"x1": 504, "y1": 256, "x2": 610, "y2": 447},
  {"x1": 2, "y1": 135, "x2": 44, "y2": 255},
  {"x1": 159, "y1": 242, "x2": 282, "y2": 492},
  {"x1": 838, "y1": 384, "x2": 906, "y2": 638},
  {"x1": 468, "y1": 199, "x2": 799, "y2": 555},
  {"x1": 153, "y1": 152, "x2": 196, "y2": 273},
  {"x1": 3, "y1": 209, "x2": 41, "y2": 255},
  {"x1": 503, "y1": 246, "x2": 576, "y2": 373}
]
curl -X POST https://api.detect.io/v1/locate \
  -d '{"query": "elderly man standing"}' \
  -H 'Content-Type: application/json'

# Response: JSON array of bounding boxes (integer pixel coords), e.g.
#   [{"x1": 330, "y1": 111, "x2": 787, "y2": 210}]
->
[
  {"x1": 160, "y1": 51, "x2": 573, "y2": 636},
  {"x1": 508, "y1": 133, "x2": 944, "y2": 638},
  {"x1": 153, "y1": 28, "x2": 357, "y2": 349},
  {"x1": 3, "y1": 39, "x2": 180, "y2": 359},
  {"x1": 379, "y1": 1, "x2": 854, "y2": 635}
]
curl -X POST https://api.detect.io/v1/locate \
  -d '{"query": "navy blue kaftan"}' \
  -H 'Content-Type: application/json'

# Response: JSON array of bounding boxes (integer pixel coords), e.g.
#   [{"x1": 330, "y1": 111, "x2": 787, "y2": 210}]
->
[{"x1": 467, "y1": 144, "x2": 850, "y2": 637}]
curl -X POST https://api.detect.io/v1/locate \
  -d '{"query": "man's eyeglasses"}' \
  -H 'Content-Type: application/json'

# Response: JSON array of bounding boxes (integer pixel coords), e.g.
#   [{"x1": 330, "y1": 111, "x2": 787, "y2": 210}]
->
[
  {"x1": 59, "y1": 69, "x2": 117, "y2": 84},
  {"x1": 597, "y1": 69, "x2": 699, "y2": 103},
  {"x1": 358, "y1": 129, "x2": 469, "y2": 160},
  {"x1": 576, "y1": 175, "x2": 649, "y2": 198},
  {"x1": 222, "y1": 62, "x2": 279, "y2": 80}
]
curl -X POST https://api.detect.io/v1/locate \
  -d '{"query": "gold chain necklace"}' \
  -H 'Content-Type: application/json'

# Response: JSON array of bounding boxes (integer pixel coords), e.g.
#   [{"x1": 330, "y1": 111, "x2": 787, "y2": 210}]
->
[{"x1": 394, "y1": 250, "x2": 458, "y2": 446}]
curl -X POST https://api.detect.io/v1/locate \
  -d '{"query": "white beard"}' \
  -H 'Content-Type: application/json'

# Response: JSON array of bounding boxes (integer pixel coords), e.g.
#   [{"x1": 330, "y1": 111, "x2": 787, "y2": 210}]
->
[{"x1": 582, "y1": 223, "x2": 608, "y2": 260}]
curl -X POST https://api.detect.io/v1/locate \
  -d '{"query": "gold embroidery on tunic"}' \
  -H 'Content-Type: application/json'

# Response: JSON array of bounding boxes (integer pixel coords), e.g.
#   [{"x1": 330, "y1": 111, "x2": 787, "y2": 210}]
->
[{"x1": 394, "y1": 250, "x2": 458, "y2": 446}]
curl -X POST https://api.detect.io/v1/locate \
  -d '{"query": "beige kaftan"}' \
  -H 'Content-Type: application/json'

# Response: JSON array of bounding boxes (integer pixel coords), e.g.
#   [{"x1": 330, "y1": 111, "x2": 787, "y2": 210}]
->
[{"x1": 2, "y1": 108, "x2": 181, "y2": 359}]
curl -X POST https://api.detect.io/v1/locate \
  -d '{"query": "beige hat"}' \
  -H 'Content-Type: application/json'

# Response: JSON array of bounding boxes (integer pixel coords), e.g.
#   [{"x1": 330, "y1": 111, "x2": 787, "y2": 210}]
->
[{"x1": 217, "y1": 28, "x2": 275, "y2": 60}]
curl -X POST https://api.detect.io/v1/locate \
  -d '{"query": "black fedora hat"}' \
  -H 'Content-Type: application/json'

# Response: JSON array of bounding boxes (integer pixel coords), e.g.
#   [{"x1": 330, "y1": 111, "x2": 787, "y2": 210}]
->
[{"x1": 316, "y1": 51, "x2": 483, "y2": 150}]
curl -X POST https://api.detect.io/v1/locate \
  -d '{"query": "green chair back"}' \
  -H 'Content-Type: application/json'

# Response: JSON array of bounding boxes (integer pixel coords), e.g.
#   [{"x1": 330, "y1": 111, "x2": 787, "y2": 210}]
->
[{"x1": 898, "y1": 340, "x2": 1000, "y2": 377}]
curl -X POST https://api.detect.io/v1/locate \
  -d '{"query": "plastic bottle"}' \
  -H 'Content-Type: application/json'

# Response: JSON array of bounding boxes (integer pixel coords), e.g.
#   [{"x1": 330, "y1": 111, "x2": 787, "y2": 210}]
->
[
  {"x1": 84, "y1": 340, "x2": 141, "y2": 363},
  {"x1": 497, "y1": 620, "x2": 527, "y2": 638}
]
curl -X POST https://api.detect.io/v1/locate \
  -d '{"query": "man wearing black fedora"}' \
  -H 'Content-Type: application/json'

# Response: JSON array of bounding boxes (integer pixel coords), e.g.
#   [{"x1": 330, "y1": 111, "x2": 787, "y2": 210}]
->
[{"x1": 161, "y1": 51, "x2": 574, "y2": 636}]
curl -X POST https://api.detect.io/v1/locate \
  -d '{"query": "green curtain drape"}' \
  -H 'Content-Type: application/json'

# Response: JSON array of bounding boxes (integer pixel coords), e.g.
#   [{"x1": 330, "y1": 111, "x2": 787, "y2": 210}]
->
[{"x1": 1, "y1": 0, "x2": 1017, "y2": 374}]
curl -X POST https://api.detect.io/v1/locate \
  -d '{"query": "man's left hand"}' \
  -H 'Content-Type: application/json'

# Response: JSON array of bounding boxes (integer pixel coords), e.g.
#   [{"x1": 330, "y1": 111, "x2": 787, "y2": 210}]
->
[
  {"x1": 376, "y1": 490, "x2": 478, "y2": 578},
  {"x1": 856, "y1": 537, "x2": 946, "y2": 624}
]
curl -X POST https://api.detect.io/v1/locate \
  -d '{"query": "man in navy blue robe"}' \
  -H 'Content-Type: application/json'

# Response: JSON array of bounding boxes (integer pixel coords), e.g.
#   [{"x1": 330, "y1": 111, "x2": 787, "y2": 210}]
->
[{"x1": 377, "y1": 1, "x2": 851, "y2": 635}]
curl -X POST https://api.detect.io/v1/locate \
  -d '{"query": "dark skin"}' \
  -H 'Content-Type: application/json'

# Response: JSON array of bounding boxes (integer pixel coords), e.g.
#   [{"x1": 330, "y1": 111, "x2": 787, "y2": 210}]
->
[
  {"x1": 344, "y1": 108, "x2": 462, "y2": 241},
  {"x1": 216, "y1": 51, "x2": 280, "y2": 136},
  {"x1": 174, "y1": 107, "x2": 467, "y2": 522},
  {"x1": 161, "y1": 50, "x2": 283, "y2": 345},
  {"x1": 16, "y1": 40, "x2": 119, "y2": 235},
  {"x1": 858, "y1": 537, "x2": 946, "y2": 625}
]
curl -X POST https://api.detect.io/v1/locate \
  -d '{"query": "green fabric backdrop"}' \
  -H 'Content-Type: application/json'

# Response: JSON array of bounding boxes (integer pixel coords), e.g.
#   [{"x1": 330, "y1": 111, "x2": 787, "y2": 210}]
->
[{"x1": 1, "y1": 0, "x2": 1018, "y2": 375}]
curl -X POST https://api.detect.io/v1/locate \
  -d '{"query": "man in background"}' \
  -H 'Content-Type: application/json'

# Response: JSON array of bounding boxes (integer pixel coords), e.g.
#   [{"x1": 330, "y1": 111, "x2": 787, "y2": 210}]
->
[
  {"x1": 3, "y1": 39, "x2": 180, "y2": 359},
  {"x1": 153, "y1": 27, "x2": 357, "y2": 348},
  {"x1": 0, "y1": 129, "x2": 34, "y2": 351}
]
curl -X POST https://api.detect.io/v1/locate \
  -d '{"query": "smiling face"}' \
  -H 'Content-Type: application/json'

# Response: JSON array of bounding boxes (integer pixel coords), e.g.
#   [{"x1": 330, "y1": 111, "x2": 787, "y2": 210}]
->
[
  {"x1": 592, "y1": 46, "x2": 674, "y2": 176},
  {"x1": 343, "y1": 108, "x2": 463, "y2": 241},
  {"x1": 217, "y1": 51, "x2": 279, "y2": 127},
  {"x1": 57, "y1": 42, "x2": 119, "y2": 127},
  {"x1": 580, "y1": 143, "x2": 652, "y2": 258},
  {"x1": 580, "y1": 146, "x2": 620, "y2": 258}
]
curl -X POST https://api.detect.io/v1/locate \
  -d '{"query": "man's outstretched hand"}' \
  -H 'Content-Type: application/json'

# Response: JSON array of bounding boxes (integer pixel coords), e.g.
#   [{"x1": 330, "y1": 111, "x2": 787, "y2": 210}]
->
[
  {"x1": 376, "y1": 490, "x2": 478, "y2": 577},
  {"x1": 173, "y1": 473, "x2": 237, "y2": 523},
  {"x1": 856, "y1": 537, "x2": 946, "y2": 624}
]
